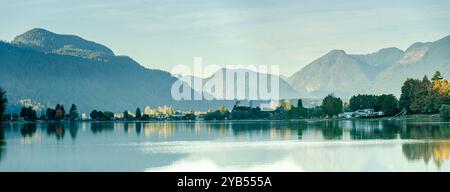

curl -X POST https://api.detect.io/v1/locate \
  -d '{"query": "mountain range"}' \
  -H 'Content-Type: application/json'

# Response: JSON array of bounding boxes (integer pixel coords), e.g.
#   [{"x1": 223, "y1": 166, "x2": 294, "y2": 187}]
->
[
  {"x1": 0, "y1": 28, "x2": 234, "y2": 113},
  {"x1": 181, "y1": 68, "x2": 305, "y2": 100},
  {"x1": 288, "y1": 35, "x2": 450, "y2": 98},
  {"x1": 0, "y1": 28, "x2": 449, "y2": 113}
]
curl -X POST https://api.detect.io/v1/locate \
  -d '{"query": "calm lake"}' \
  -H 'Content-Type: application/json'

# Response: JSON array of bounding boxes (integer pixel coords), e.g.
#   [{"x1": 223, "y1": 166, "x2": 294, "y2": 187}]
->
[{"x1": 1, "y1": 118, "x2": 450, "y2": 171}]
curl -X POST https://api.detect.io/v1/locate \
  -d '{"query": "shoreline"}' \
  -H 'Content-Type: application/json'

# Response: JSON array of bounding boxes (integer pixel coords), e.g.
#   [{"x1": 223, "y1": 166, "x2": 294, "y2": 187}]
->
[{"x1": 1, "y1": 114, "x2": 442, "y2": 124}]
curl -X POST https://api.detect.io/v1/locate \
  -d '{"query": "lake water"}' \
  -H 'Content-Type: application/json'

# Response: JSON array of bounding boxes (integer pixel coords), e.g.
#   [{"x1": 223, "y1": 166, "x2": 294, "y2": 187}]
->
[{"x1": 1, "y1": 118, "x2": 450, "y2": 171}]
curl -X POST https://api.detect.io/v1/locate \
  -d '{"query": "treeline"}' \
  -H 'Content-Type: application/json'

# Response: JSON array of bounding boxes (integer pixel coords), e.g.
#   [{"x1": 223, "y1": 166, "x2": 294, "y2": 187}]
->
[
  {"x1": 347, "y1": 71, "x2": 450, "y2": 117},
  {"x1": 203, "y1": 95, "x2": 345, "y2": 120},
  {"x1": 204, "y1": 72, "x2": 450, "y2": 119},
  {"x1": 284, "y1": 96, "x2": 343, "y2": 119},
  {"x1": 399, "y1": 71, "x2": 450, "y2": 114},
  {"x1": 89, "y1": 110, "x2": 115, "y2": 121},
  {"x1": 348, "y1": 94, "x2": 399, "y2": 116},
  {"x1": 0, "y1": 101, "x2": 80, "y2": 122},
  {"x1": 1, "y1": 71, "x2": 449, "y2": 122},
  {"x1": 16, "y1": 104, "x2": 80, "y2": 121},
  {"x1": 89, "y1": 108, "x2": 146, "y2": 121},
  {"x1": 45, "y1": 104, "x2": 79, "y2": 121}
]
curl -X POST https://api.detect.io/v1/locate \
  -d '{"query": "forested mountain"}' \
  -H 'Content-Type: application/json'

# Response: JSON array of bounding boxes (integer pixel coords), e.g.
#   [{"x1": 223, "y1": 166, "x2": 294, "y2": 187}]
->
[
  {"x1": 1, "y1": 28, "x2": 448, "y2": 113},
  {"x1": 0, "y1": 29, "x2": 229, "y2": 113}
]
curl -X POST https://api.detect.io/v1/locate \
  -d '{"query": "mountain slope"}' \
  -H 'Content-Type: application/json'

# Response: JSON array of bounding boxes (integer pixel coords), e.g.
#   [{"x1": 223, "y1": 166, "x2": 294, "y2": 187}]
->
[
  {"x1": 12, "y1": 28, "x2": 114, "y2": 59},
  {"x1": 288, "y1": 35, "x2": 450, "y2": 98},
  {"x1": 373, "y1": 35, "x2": 450, "y2": 95},
  {"x1": 288, "y1": 50, "x2": 374, "y2": 98},
  {"x1": 0, "y1": 29, "x2": 229, "y2": 113},
  {"x1": 182, "y1": 68, "x2": 307, "y2": 100}
]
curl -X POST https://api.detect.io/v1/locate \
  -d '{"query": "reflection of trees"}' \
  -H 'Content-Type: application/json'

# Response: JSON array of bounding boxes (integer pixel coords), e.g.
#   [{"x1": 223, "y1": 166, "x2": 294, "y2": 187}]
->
[
  {"x1": 348, "y1": 120, "x2": 399, "y2": 140},
  {"x1": 402, "y1": 142, "x2": 450, "y2": 168},
  {"x1": 135, "y1": 122, "x2": 142, "y2": 135},
  {"x1": 68, "y1": 122, "x2": 79, "y2": 140},
  {"x1": 320, "y1": 121, "x2": 342, "y2": 140},
  {"x1": 400, "y1": 123, "x2": 450, "y2": 140},
  {"x1": 306, "y1": 120, "x2": 343, "y2": 140},
  {"x1": 0, "y1": 127, "x2": 4, "y2": 145},
  {"x1": 90, "y1": 122, "x2": 114, "y2": 134},
  {"x1": 20, "y1": 123, "x2": 37, "y2": 138},
  {"x1": 293, "y1": 121, "x2": 308, "y2": 140},
  {"x1": 299, "y1": 119, "x2": 404, "y2": 140},
  {"x1": 231, "y1": 122, "x2": 271, "y2": 136},
  {"x1": 124, "y1": 122, "x2": 129, "y2": 132},
  {"x1": 46, "y1": 123, "x2": 65, "y2": 140},
  {"x1": 0, "y1": 127, "x2": 5, "y2": 162}
]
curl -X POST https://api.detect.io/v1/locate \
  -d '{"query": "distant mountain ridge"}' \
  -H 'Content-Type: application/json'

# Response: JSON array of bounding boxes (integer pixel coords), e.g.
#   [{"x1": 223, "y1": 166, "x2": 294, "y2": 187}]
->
[
  {"x1": 288, "y1": 35, "x2": 450, "y2": 98},
  {"x1": 12, "y1": 28, "x2": 114, "y2": 60},
  {"x1": 0, "y1": 29, "x2": 234, "y2": 113},
  {"x1": 1, "y1": 28, "x2": 449, "y2": 113},
  {"x1": 181, "y1": 68, "x2": 307, "y2": 100}
]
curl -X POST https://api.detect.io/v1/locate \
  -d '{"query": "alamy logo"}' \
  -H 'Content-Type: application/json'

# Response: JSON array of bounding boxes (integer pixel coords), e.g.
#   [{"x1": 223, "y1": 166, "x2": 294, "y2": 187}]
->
[{"x1": 171, "y1": 57, "x2": 280, "y2": 101}]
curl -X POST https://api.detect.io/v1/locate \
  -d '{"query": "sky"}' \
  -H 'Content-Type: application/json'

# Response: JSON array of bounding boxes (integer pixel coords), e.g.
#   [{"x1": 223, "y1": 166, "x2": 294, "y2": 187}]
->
[{"x1": 1, "y1": 0, "x2": 450, "y2": 77}]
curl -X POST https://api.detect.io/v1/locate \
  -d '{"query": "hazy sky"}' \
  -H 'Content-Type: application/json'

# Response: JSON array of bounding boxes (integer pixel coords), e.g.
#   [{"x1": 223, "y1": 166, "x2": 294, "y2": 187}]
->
[{"x1": 1, "y1": 0, "x2": 449, "y2": 76}]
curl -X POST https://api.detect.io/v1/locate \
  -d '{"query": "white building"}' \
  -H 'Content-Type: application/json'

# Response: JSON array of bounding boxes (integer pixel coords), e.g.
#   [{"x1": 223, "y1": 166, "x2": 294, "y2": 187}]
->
[
  {"x1": 81, "y1": 113, "x2": 88, "y2": 120},
  {"x1": 114, "y1": 113, "x2": 124, "y2": 119}
]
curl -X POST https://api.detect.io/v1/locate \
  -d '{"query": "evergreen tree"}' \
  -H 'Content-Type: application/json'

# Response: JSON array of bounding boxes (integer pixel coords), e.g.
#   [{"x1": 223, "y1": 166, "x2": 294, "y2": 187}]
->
[
  {"x1": 60, "y1": 105, "x2": 66, "y2": 118},
  {"x1": 422, "y1": 75, "x2": 431, "y2": 87},
  {"x1": 54, "y1": 104, "x2": 64, "y2": 120},
  {"x1": 135, "y1": 107, "x2": 142, "y2": 120},
  {"x1": 69, "y1": 104, "x2": 79, "y2": 121},
  {"x1": 297, "y1": 99, "x2": 303, "y2": 109},
  {"x1": 20, "y1": 107, "x2": 27, "y2": 119},
  {"x1": 432, "y1": 71, "x2": 443, "y2": 81}
]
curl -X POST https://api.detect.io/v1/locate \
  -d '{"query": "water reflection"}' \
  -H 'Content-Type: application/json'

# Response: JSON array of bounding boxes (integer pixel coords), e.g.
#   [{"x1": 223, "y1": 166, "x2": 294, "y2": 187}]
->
[
  {"x1": 136, "y1": 122, "x2": 142, "y2": 135},
  {"x1": 46, "y1": 123, "x2": 65, "y2": 140},
  {"x1": 400, "y1": 123, "x2": 450, "y2": 139},
  {"x1": 1, "y1": 119, "x2": 450, "y2": 170},
  {"x1": 20, "y1": 123, "x2": 37, "y2": 138},
  {"x1": 403, "y1": 142, "x2": 450, "y2": 168},
  {"x1": 142, "y1": 122, "x2": 177, "y2": 138},
  {"x1": 0, "y1": 127, "x2": 4, "y2": 162},
  {"x1": 68, "y1": 122, "x2": 78, "y2": 140},
  {"x1": 347, "y1": 120, "x2": 399, "y2": 140},
  {"x1": 91, "y1": 122, "x2": 114, "y2": 134},
  {"x1": 316, "y1": 121, "x2": 342, "y2": 140}
]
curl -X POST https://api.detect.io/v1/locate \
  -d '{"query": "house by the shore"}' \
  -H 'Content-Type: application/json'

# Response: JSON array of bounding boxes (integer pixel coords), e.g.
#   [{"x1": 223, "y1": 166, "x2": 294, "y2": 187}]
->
[{"x1": 338, "y1": 109, "x2": 384, "y2": 119}]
